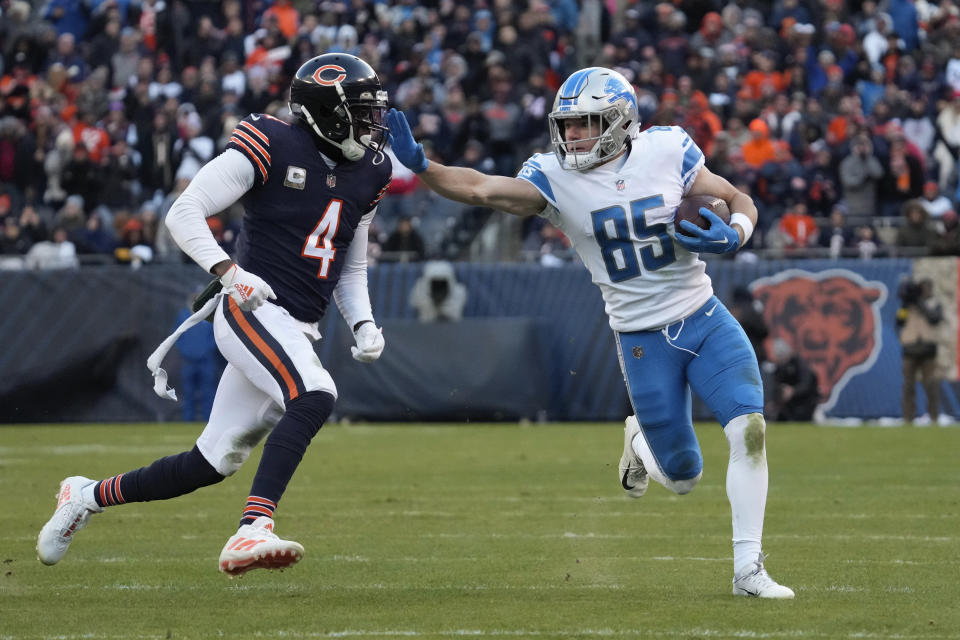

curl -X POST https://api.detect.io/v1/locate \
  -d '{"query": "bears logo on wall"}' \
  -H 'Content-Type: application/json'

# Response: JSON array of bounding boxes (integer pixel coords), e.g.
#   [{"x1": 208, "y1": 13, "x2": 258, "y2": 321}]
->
[{"x1": 750, "y1": 269, "x2": 887, "y2": 411}]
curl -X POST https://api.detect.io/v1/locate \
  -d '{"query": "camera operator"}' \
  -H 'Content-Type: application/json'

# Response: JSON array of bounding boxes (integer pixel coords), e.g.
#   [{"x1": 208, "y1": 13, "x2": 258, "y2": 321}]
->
[
  {"x1": 766, "y1": 339, "x2": 820, "y2": 422},
  {"x1": 896, "y1": 278, "x2": 943, "y2": 425},
  {"x1": 409, "y1": 260, "x2": 468, "y2": 322}
]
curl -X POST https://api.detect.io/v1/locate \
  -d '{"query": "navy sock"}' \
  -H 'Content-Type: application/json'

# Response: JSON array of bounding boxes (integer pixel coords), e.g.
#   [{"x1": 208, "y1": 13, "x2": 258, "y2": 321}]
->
[
  {"x1": 240, "y1": 390, "x2": 334, "y2": 527},
  {"x1": 93, "y1": 445, "x2": 224, "y2": 507}
]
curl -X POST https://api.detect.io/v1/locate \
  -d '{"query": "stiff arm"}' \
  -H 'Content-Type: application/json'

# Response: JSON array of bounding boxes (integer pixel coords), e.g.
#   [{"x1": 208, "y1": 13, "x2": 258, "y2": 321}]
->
[{"x1": 416, "y1": 163, "x2": 548, "y2": 217}]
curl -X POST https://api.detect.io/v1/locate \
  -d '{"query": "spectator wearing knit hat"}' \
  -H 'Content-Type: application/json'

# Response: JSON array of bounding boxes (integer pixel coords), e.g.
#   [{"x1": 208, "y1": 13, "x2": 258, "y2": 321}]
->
[
  {"x1": 896, "y1": 199, "x2": 936, "y2": 252},
  {"x1": 920, "y1": 182, "x2": 955, "y2": 219}
]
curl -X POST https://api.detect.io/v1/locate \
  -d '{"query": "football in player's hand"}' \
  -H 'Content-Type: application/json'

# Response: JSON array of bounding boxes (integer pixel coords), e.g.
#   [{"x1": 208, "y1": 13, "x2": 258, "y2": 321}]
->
[{"x1": 674, "y1": 195, "x2": 731, "y2": 236}]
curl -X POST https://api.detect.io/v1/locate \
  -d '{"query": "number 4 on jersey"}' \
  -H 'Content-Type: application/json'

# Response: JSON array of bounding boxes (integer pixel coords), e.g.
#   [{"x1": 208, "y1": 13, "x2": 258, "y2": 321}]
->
[{"x1": 302, "y1": 199, "x2": 342, "y2": 278}]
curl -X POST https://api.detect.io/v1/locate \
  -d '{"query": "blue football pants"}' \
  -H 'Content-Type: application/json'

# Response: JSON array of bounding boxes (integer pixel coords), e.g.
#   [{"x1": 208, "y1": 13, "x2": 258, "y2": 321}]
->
[{"x1": 615, "y1": 295, "x2": 764, "y2": 482}]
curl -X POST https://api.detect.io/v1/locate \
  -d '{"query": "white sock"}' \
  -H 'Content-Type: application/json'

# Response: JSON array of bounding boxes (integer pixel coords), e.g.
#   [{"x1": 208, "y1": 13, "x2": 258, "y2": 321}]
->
[
  {"x1": 630, "y1": 428, "x2": 670, "y2": 487},
  {"x1": 725, "y1": 413, "x2": 767, "y2": 575}
]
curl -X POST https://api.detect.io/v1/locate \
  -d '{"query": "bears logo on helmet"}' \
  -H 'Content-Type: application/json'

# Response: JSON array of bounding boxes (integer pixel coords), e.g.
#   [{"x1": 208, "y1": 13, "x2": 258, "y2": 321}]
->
[
  {"x1": 311, "y1": 64, "x2": 347, "y2": 86},
  {"x1": 289, "y1": 54, "x2": 388, "y2": 161}
]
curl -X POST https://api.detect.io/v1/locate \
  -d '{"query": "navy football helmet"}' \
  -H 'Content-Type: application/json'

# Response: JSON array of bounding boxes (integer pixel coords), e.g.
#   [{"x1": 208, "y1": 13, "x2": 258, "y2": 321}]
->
[{"x1": 289, "y1": 54, "x2": 388, "y2": 161}]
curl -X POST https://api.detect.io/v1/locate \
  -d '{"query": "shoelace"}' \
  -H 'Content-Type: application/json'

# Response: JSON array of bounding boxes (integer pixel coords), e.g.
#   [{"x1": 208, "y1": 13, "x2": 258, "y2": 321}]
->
[
  {"x1": 626, "y1": 455, "x2": 645, "y2": 475},
  {"x1": 247, "y1": 525, "x2": 280, "y2": 542},
  {"x1": 736, "y1": 553, "x2": 774, "y2": 585}
]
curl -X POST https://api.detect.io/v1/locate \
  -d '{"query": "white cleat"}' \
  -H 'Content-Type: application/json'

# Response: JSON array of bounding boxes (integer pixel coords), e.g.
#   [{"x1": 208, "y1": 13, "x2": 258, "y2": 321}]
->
[
  {"x1": 218, "y1": 516, "x2": 304, "y2": 577},
  {"x1": 618, "y1": 415, "x2": 648, "y2": 498},
  {"x1": 733, "y1": 553, "x2": 795, "y2": 598},
  {"x1": 37, "y1": 476, "x2": 102, "y2": 565}
]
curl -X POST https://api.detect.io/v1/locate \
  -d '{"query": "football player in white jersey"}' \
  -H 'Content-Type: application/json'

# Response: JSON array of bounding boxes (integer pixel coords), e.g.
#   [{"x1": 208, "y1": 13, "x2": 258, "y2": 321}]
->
[{"x1": 386, "y1": 67, "x2": 794, "y2": 598}]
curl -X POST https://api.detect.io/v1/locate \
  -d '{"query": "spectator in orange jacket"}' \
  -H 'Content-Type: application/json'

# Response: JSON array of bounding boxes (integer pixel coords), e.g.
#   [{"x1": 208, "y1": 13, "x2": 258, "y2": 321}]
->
[
  {"x1": 741, "y1": 118, "x2": 777, "y2": 168},
  {"x1": 684, "y1": 92, "x2": 723, "y2": 156},
  {"x1": 743, "y1": 51, "x2": 791, "y2": 100},
  {"x1": 777, "y1": 203, "x2": 819, "y2": 249},
  {"x1": 262, "y1": 0, "x2": 300, "y2": 41}
]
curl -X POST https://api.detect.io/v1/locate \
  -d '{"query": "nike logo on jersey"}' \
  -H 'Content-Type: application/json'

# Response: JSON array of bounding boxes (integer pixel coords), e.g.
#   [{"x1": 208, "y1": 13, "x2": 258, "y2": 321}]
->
[
  {"x1": 250, "y1": 114, "x2": 261, "y2": 120},
  {"x1": 705, "y1": 303, "x2": 718, "y2": 317}
]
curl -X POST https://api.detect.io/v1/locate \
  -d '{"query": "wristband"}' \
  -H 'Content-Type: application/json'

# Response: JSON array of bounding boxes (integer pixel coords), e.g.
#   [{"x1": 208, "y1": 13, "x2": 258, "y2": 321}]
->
[{"x1": 729, "y1": 212, "x2": 754, "y2": 245}]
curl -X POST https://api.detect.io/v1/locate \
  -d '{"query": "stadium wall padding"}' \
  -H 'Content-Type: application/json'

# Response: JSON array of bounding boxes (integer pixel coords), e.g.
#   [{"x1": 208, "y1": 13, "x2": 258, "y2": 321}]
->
[{"x1": 0, "y1": 258, "x2": 955, "y2": 423}]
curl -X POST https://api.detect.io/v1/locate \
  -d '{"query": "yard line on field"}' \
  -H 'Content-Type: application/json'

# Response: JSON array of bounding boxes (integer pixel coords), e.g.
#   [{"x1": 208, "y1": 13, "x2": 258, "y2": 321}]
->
[
  {"x1": 240, "y1": 630, "x2": 960, "y2": 639},
  {"x1": 843, "y1": 559, "x2": 956, "y2": 566},
  {"x1": 14, "y1": 580, "x2": 938, "y2": 596},
  {"x1": 797, "y1": 513, "x2": 960, "y2": 521},
  {"x1": 649, "y1": 555, "x2": 728, "y2": 562},
  {"x1": 318, "y1": 531, "x2": 958, "y2": 543},
  {"x1": 17, "y1": 582, "x2": 637, "y2": 594},
  {"x1": 553, "y1": 510, "x2": 960, "y2": 521},
  {"x1": 320, "y1": 507, "x2": 958, "y2": 521},
  {"x1": 3, "y1": 633, "x2": 955, "y2": 640},
  {"x1": 0, "y1": 635, "x2": 166, "y2": 640},
  {"x1": 769, "y1": 533, "x2": 956, "y2": 542}
]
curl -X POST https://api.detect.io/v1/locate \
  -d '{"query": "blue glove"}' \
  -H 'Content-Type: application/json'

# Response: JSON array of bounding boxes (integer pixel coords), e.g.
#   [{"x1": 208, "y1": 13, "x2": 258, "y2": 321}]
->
[
  {"x1": 674, "y1": 207, "x2": 741, "y2": 254},
  {"x1": 386, "y1": 108, "x2": 429, "y2": 173}
]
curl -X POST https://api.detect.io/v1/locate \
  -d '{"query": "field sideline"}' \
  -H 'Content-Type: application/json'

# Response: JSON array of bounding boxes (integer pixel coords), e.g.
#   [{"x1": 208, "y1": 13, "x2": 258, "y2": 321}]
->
[{"x1": 1, "y1": 422, "x2": 958, "y2": 639}]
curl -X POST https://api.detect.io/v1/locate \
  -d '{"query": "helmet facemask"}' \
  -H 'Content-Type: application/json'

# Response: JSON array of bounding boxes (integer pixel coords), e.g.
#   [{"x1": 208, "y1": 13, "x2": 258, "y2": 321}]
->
[
  {"x1": 290, "y1": 83, "x2": 388, "y2": 161},
  {"x1": 549, "y1": 105, "x2": 630, "y2": 171},
  {"x1": 548, "y1": 67, "x2": 640, "y2": 171}
]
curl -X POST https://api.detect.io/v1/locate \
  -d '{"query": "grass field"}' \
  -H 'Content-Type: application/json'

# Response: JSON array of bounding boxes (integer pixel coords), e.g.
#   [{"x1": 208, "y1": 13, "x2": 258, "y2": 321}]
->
[{"x1": 1, "y1": 422, "x2": 958, "y2": 640}]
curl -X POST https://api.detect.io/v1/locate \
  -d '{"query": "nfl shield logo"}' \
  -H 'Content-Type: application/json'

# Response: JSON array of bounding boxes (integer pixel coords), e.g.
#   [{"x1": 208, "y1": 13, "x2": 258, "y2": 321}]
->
[
  {"x1": 632, "y1": 346, "x2": 643, "y2": 359},
  {"x1": 326, "y1": 174, "x2": 337, "y2": 188},
  {"x1": 616, "y1": 179, "x2": 625, "y2": 191}
]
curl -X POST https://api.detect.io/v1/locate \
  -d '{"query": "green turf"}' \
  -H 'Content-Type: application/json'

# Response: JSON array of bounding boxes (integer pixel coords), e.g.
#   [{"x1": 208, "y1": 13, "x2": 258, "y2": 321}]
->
[{"x1": 1, "y1": 422, "x2": 958, "y2": 639}]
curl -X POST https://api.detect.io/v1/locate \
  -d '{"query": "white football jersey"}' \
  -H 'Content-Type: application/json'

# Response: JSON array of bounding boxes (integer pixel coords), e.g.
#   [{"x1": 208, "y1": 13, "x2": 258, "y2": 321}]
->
[{"x1": 517, "y1": 126, "x2": 713, "y2": 332}]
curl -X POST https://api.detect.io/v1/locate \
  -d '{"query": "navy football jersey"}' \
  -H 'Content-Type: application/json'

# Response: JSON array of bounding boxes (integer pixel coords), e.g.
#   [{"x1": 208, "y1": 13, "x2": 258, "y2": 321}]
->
[{"x1": 226, "y1": 114, "x2": 392, "y2": 323}]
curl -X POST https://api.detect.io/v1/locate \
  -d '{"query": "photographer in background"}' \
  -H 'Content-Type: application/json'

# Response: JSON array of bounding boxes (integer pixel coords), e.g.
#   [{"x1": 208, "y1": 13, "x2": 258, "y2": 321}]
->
[
  {"x1": 896, "y1": 278, "x2": 943, "y2": 425},
  {"x1": 766, "y1": 339, "x2": 820, "y2": 423},
  {"x1": 410, "y1": 260, "x2": 467, "y2": 322}
]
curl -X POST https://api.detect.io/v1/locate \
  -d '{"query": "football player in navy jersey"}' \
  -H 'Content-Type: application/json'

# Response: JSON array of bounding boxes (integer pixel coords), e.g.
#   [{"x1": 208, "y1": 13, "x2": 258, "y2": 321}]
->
[{"x1": 37, "y1": 54, "x2": 393, "y2": 576}]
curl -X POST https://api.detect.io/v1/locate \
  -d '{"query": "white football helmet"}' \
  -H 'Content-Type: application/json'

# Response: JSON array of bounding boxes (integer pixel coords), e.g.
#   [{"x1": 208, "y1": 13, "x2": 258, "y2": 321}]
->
[{"x1": 548, "y1": 67, "x2": 641, "y2": 171}]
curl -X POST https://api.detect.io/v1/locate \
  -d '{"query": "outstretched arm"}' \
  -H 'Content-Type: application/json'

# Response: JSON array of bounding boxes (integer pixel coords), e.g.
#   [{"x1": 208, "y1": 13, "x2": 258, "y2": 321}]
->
[{"x1": 386, "y1": 109, "x2": 547, "y2": 217}]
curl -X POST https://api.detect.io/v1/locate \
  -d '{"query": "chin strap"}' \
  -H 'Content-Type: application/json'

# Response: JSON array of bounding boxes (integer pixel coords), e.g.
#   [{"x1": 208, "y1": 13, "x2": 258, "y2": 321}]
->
[
  {"x1": 295, "y1": 80, "x2": 367, "y2": 161},
  {"x1": 299, "y1": 104, "x2": 365, "y2": 161}
]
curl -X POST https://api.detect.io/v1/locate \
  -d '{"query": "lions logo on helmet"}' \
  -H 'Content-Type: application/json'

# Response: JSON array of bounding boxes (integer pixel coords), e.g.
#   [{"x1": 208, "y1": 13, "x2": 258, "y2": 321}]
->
[
  {"x1": 548, "y1": 67, "x2": 640, "y2": 171},
  {"x1": 289, "y1": 54, "x2": 389, "y2": 161}
]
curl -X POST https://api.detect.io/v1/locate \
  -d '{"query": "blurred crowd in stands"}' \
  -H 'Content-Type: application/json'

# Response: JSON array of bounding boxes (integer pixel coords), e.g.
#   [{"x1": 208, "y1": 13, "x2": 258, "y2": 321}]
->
[{"x1": 2, "y1": 0, "x2": 960, "y2": 269}]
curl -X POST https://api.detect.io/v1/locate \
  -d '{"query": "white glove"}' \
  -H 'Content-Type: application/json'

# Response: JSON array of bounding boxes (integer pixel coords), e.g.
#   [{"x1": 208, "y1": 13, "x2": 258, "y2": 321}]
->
[
  {"x1": 219, "y1": 263, "x2": 276, "y2": 311},
  {"x1": 351, "y1": 321, "x2": 385, "y2": 363}
]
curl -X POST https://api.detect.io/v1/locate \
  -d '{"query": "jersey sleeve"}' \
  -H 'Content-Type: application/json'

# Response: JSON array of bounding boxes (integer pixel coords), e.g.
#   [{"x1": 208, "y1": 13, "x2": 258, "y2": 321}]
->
[
  {"x1": 226, "y1": 115, "x2": 273, "y2": 186},
  {"x1": 364, "y1": 153, "x2": 393, "y2": 213},
  {"x1": 366, "y1": 175, "x2": 392, "y2": 213},
  {"x1": 675, "y1": 127, "x2": 705, "y2": 195},
  {"x1": 516, "y1": 154, "x2": 559, "y2": 209}
]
